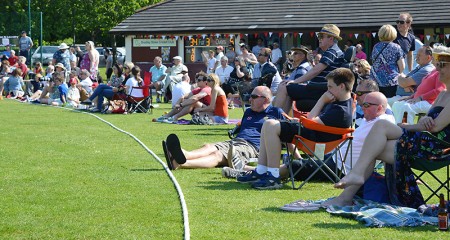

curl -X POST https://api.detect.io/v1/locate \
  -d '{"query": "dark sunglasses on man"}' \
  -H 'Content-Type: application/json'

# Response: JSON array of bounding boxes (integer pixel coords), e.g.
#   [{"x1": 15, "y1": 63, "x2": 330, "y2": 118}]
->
[
  {"x1": 250, "y1": 94, "x2": 267, "y2": 99},
  {"x1": 355, "y1": 91, "x2": 372, "y2": 96},
  {"x1": 396, "y1": 20, "x2": 411, "y2": 25}
]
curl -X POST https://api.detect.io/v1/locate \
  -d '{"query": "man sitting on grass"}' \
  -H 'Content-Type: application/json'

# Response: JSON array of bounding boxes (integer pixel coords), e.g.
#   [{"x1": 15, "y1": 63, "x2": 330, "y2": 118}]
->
[
  {"x1": 237, "y1": 68, "x2": 355, "y2": 190},
  {"x1": 162, "y1": 86, "x2": 284, "y2": 170}
]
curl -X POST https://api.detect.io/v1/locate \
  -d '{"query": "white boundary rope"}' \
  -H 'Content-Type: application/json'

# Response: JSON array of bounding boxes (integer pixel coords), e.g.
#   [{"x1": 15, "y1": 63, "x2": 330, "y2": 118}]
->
[{"x1": 13, "y1": 101, "x2": 190, "y2": 240}]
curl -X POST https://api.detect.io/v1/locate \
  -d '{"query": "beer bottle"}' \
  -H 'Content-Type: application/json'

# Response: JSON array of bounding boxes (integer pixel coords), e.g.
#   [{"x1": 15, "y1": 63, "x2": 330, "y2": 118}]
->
[
  {"x1": 402, "y1": 112, "x2": 408, "y2": 123},
  {"x1": 438, "y1": 193, "x2": 448, "y2": 231}
]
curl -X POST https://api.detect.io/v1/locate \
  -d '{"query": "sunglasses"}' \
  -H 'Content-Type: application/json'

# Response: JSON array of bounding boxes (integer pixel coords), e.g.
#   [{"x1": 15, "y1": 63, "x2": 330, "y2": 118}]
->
[
  {"x1": 197, "y1": 78, "x2": 207, "y2": 82},
  {"x1": 355, "y1": 90, "x2": 372, "y2": 96},
  {"x1": 396, "y1": 20, "x2": 411, "y2": 25},
  {"x1": 435, "y1": 61, "x2": 450, "y2": 69},
  {"x1": 250, "y1": 94, "x2": 266, "y2": 99},
  {"x1": 258, "y1": 53, "x2": 267, "y2": 57},
  {"x1": 206, "y1": 78, "x2": 213, "y2": 82},
  {"x1": 362, "y1": 102, "x2": 379, "y2": 108},
  {"x1": 292, "y1": 52, "x2": 303, "y2": 55}
]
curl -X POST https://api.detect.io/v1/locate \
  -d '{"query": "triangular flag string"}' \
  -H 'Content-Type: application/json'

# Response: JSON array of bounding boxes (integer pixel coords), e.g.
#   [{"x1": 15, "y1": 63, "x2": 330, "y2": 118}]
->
[
  {"x1": 354, "y1": 33, "x2": 359, "y2": 39},
  {"x1": 269, "y1": 32, "x2": 273, "y2": 37},
  {"x1": 372, "y1": 32, "x2": 376, "y2": 38},
  {"x1": 426, "y1": 35, "x2": 431, "y2": 41},
  {"x1": 283, "y1": 33, "x2": 288, "y2": 38},
  {"x1": 446, "y1": 34, "x2": 450, "y2": 39},
  {"x1": 299, "y1": 33, "x2": 303, "y2": 38}
]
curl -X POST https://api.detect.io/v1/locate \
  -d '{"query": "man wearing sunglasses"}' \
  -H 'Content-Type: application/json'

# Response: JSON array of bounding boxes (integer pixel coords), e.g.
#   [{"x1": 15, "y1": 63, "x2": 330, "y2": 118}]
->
[
  {"x1": 393, "y1": 12, "x2": 415, "y2": 72},
  {"x1": 237, "y1": 68, "x2": 354, "y2": 190},
  {"x1": 255, "y1": 48, "x2": 282, "y2": 94},
  {"x1": 162, "y1": 86, "x2": 284, "y2": 170}
]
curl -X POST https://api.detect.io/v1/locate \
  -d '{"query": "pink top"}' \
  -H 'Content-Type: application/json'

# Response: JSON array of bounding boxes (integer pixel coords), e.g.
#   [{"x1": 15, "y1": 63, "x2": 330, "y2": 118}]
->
[
  {"x1": 413, "y1": 70, "x2": 446, "y2": 104},
  {"x1": 355, "y1": 51, "x2": 367, "y2": 60}
]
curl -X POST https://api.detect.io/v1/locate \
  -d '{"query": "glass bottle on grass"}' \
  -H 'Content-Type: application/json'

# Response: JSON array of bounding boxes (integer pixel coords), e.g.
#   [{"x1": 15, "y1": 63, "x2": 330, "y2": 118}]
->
[{"x1": 438, "y1": 193, "x2": 448, "y2": 231}]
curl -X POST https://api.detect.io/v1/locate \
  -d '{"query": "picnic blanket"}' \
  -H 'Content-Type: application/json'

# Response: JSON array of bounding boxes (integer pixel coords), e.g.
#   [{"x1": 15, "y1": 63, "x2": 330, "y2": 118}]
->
[{"x1": 325, "y1": 198, "x2": 438, "y2": 227}]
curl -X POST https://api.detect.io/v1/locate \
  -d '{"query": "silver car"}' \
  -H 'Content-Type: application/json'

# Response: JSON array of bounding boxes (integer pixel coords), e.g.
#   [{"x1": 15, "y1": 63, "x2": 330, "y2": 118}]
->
[
  {"x1": 31, "y1": 46, "x2": 59, "y2": 65},
  {"x1": 96, "y1": 47, "x2": 126, "y2": 67}
]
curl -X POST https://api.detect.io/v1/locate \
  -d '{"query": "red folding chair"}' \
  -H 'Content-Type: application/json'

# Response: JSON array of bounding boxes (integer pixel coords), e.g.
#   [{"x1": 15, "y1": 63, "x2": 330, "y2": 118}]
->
[{"x1": 127, "y1": 84, "x2": 152, "y2": 114}]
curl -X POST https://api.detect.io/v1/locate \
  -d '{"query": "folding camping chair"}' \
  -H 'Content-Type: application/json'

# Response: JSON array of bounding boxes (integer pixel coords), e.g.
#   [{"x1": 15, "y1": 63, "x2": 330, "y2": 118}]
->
[
  {"x1": 410, "y1": 131, "x2": 450, "y2": 203},
  {"x1": 286, "y1": 116, "x2": 354, "y2": 189},
  {"x1": 127, "y1": 84, "x2": 152, "y2": 114}
]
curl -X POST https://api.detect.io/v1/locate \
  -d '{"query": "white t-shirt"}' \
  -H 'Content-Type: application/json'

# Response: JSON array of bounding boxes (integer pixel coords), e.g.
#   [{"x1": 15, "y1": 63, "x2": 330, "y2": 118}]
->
[
  {"x1": 271, "y1": 48, "x2": 283, "y2": 64},
  {"x1": 335, "y1": 113, "x2": 396, "y2": 174},
  {"x1": 80, "y1": 77, "x2": 93, "y2": 94},
  {"x1": 172, "y1": 81, "x2": 191, "y2": 108},
  {"x1": 206, "y1": 58, "x2": 217, "y2": 74},
  {"x1": 125, "y1": 77, "x2": 140, "y2": 96},
  {"x1": 215, "y1": 65, "x2": 234, "y2": 84}
]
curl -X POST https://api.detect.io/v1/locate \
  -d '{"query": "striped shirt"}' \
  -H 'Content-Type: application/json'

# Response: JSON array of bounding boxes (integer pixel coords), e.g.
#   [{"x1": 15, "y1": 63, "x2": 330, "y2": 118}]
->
[{"x1": 310, "y1": 44, "x2": 343, "y2": 83}]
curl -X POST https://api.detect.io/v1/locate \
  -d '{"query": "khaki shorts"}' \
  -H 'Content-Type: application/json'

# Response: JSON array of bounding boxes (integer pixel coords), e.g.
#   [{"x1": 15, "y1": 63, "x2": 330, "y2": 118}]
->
[{"x1": 214, "y1": 138, "x2": 258, "y2": 161}]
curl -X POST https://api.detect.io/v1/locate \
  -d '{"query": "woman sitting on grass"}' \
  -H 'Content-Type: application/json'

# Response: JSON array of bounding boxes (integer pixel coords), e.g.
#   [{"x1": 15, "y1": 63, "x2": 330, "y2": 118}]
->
[
  {"x1": 193, "y1": 73, "x2": 229, "y2": 124},
  {"x1": 323, "y1": 46, "x2": 450, "y2": 209},
  {"x1": 3, "y1": 68, "x2": 25, "y2": 98}
]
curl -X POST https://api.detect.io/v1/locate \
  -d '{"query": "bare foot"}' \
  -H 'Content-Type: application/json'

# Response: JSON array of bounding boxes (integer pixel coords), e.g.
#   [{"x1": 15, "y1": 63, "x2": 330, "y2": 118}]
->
[
  {"x1": 321, "y1": 197, "x2": 353, "y2": 208},
  {"x1": 334, "y1": 174, "x2": 365, "y2": 189}
]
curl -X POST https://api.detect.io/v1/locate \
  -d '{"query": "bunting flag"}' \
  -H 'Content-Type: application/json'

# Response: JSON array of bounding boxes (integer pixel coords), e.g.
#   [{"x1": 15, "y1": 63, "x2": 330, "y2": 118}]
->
[
  {"x1": 348, "y1": 33, "x2": 353, "y2": 38},
  {"x1": 293, "y1": 32, "x2": 298, "y2": 38},
  {"x1": 446, "y1": 34, "x2": 450, "y2": 39},
  {"x1": 230, "y1": 34, "x2": 234, "y2": 38},
  {"x1": 188, "y1": 35, "x2": 192, "y2": 40},
  {"x1": 354, "y1": 33, "x2": 359, "y2": 39},
  {"x1": 202, "y1": 34, "x2": 207, "y2": 39},
  {"x1": 315, "y1": 32, "x2": 319, "y2": 37},
  {"x1": 216, "y1": 33, "x2": 221, "y2": 38},
  {"x1": 299, "y1": 33, "x2": 303, "y2": 38},
  {"x1": 310, "y1": 32, "x2": 314, "y2": 38},
  {"x1": 225, "y1": 34, "x2": 229, "y2": 38},
  {"x1": 263, "y1": 32, "x2": 268, "y2": 37},
  {"x1": 440, "y1": 34, "x2": 445, "y2": 40},
  {"x1": 284, "y1": 33, "x2": 288, "y2": 38},
  {"x1": 278, "y1": 32, "x2": 283, "y2": 38},
  {"x1": 426, "y1": 35, "x2": 430, "y2": 41},
  {"x1": 162, "y1": 35, "x2": 167, "y2": 39},
  {"x1": 366, "y1": 32, "x2": 371, "y2": 38},
  {"x1": 175, "y1": 36, "x2": 179, "y2": 41},
  {"x1": 269, "y1": 32, "x2": 273, "y2": 37},
  {"x1": 372, "y1": 32, "x2": 376, "y2": 38},
  {"x1": 254, "y1": 33, "x2": 259, "y2": 38},
  {"x1": 148, "y1": 35, "x2": 152, "y2": 39},
  {"x1": 419, "y1": 34, "x2": 424, "y2": 41},
  {"x1": 245, "y1": 33, "x2": 248, "y2": 37}
]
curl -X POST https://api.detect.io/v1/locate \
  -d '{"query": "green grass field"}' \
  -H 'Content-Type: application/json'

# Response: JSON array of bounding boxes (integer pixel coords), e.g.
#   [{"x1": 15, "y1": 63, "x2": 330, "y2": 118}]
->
[{"x1": 0, "y1": 99, "x2": 448, "y2": 239}]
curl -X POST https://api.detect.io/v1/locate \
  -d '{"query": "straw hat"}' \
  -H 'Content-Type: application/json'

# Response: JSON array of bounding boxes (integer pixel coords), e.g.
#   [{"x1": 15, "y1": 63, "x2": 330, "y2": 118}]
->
[
  {"x1": 318, "y1": 24, "x2": 342, "y2": 41},
  {"x1": 58, "y1": 43, "x2": 69, "y2": 49},
  {"x1": 55, "y1": 63, "x2": 66, "y2": 69}
]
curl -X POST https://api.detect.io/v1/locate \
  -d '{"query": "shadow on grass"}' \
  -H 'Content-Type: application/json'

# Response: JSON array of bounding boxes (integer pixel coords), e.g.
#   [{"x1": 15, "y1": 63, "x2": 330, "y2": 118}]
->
[
  {"x1": 311, "y1": 222, "x2": 437, "y2": 232},
  {"x1": 199, "y1": 180, "x2": 297, "y2": 191},
  {"x1": 130, "y1": 168, "x2": 164, "y2": 172}
]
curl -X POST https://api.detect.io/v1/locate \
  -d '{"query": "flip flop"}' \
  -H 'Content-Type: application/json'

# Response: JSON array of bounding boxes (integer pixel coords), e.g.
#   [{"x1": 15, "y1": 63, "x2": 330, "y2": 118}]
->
[
  {"x1": 162, "y1": 140, "x2": 174, "y2": 170},
  {"x1": 280, "y1": 200, "x2": 321, "y2": 212},
  {"x1": 166, "y1": 134, "x2": 186, "y2": 164}
]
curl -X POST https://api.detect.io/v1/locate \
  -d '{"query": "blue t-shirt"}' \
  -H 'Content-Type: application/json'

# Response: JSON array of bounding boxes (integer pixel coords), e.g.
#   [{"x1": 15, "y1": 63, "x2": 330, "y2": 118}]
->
[
  {"x1": 288, "y1": 60, "x2": 311, "y2": 80},
  {"x1": 237, "y1": 105, "x2": 285, "y2": 150},
  {"x1": 393, "y1": 30, "x2": 415, "y2": 58},
  {"x1": 396, "y1": 62, "x2": 435, "y2": 96},
  {"x1": 370, "y1": 42, "x2": 403, "y2": 87},
  {"x1": 58, "y1": 83, "x2": 68, "y2": 102},
  {"x1": 311, "y1": 44, "x2": 344, "y2": 83},
  {"x1": 149, "y1": 64, "x2": 167, "y2": 83}
]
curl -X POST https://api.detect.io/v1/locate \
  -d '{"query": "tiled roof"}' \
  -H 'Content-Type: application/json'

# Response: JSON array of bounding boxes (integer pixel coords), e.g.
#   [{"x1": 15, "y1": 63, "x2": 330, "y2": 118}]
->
[{"x1": 110, "y1": 0, "x2": 450, "y2": 35}]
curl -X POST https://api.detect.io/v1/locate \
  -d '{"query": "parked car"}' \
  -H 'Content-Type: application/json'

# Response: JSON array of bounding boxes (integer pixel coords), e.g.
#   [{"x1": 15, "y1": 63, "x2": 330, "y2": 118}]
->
[
  {"x1": 31, "y1": 46, "x2": 59, "y2": 66},
  {"x1": 96, "y1": 47, "x2": 126, "y2": 67}
]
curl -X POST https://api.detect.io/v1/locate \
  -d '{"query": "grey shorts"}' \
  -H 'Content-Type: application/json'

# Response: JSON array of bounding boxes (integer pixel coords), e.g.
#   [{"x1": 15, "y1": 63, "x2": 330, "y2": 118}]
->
[{"x1": 214, "y1": 138, "x2": 258, "y2": 161}]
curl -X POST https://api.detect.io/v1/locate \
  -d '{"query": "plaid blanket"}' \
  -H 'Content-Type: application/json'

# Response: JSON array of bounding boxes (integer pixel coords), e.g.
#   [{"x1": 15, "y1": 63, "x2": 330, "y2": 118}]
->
[{"x1": 325, "y1": 198, "x2": 438, "y2": 227}]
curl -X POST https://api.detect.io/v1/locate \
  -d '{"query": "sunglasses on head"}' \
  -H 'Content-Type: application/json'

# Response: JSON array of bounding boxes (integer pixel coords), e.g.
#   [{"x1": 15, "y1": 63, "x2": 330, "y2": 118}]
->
[
  {"x1": 355, "y1": 90, "x2": 372, "y2": 96},
  {"x1": 250, "y1": 94, "x2": 266, "y2": 99},
  {"x1": 362, "y1": 102, "x2": 379, "y2": 108},
  {"x1": 435, "y1": 61, "x2": 450, "y2": 69},
  {"x1": 396, "y1": 20, "x2": 411, "y2": 25}
]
